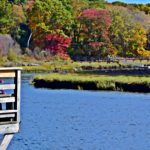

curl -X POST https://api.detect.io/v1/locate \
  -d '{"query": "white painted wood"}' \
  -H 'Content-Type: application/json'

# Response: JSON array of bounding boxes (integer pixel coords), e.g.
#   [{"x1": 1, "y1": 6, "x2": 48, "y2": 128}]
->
[
  {"x1": 0, "y1": 95, "x2": 12, "y2": 98},
  {"x1": 0, "y1": 97, "x2": 15, "y2": 103},
  {"x1": 0, "y1": 123, "x2": 19, "y2": 134},
  {"x1": 0, "y1": 110, "x2": 17, "y2": 114},
  {"x1": 0, "y1": 68, "x2": 22, "y2": 71},
  {"x1": 0, "y1": 71, "x2": 15, "y2": 78},
  {"x1": 0, "y1": 84, "x2": 15, "y2": 90},
  {"x1": 0, "y1": 134, "x2": 14, "y2": 150},
  {"x1": 0, "y1": 114, "x2": 15, "y2": 118}
]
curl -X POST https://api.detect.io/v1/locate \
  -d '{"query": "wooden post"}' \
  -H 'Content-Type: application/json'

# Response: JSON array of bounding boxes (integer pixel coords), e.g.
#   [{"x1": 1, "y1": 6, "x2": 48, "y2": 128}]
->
[
  {"x1": 0, "y1": 134, "x2": 14, "y2": 150},
  {"x1": 14, "y1": 70, "x2": 21, "y2": 123}
]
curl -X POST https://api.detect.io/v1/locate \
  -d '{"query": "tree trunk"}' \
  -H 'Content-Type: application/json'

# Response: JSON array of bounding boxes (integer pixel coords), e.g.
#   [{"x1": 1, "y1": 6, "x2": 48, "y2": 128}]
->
[{"x1": 27, "y1": 32, "x2": 32, "y2": 48}]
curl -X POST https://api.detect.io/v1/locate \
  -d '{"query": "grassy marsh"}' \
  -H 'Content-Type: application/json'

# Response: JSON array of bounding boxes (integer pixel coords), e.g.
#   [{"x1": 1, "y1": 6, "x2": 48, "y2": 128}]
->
[{"x1": 33, "y1": 74, "x2": 150, "y2": 93}]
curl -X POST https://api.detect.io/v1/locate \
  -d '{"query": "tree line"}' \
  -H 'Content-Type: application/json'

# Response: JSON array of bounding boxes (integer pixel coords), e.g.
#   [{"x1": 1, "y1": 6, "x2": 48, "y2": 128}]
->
[{"x1": 0, "y1": 0, "x2": 150, "y2": 60}]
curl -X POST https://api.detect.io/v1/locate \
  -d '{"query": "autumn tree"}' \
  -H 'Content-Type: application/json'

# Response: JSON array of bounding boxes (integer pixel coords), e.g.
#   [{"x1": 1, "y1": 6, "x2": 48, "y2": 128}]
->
[
  {"x1": 109, "y1": 7, "x2": 131, "y2": 56},
  {"x1": 127, "y1": 24, "x2": 147, "y2": 57},
  {"x1": 71, "y1": 0, "x2": 89, "y2": 18},
  {"x1": 109, "y1": 7, "x2": 148, "y2": 57},
  {"x1": 72, "y1": 9, "x2": 114, "y2": 59},
  {"x1": 27, "y1": 0, "x2": 73, "y2": 48},
  {"x1": 45, "y1": 34, "x2": 72, "y2": 59},
  {"x1": 71, "y1": 0, "x2": 106, "y2": 17}
]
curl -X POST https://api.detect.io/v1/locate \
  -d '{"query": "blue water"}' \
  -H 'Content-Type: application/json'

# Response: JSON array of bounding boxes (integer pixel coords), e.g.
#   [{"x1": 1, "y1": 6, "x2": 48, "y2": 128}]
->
[{"x1": 9, "y1": 75, "x2": 150, "y2": 150}]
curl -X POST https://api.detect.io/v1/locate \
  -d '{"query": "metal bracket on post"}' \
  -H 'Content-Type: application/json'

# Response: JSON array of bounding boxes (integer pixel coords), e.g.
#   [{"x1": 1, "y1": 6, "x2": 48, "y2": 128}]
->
[{"x1": 0, "y1": 134, "x2": 14, "y2": 150}]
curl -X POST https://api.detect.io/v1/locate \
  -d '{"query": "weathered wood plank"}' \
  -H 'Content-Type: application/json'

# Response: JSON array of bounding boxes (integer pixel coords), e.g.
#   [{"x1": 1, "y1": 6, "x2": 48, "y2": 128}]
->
[
  {"x1": 0, "y1": 110, "x2": 17, "y2": 114},
  {"x1": 0, "y1": 123, "x2": 19, "y2": 134},
  {"x1": 0, "y1": 84, "x2": 15, "y2": 90},
  {"x1": 0, "y1": 71, "x2": 15, "y2": 78},
  {"x1": 0, "y1": 114, "x2": 15, "y2": 118},
  {"x1": 0, "y1": 97, "x2": 15, "y2": 103},
  {"x1": 0, "y1": 134, "x2": 14, "y2": 150},
  {"x1": 0, "y1": 94, "x2": 12, "y2": 98},
  {"x1": 0, "y1": 121, "x2": 17, "y2": 125}
]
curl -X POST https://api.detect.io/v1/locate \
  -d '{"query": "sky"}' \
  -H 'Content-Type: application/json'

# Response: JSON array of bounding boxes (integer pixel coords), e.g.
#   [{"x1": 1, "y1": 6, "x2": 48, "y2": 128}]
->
[{"x1": 108, "y1": 0, "x2": 150, "y2": 4}]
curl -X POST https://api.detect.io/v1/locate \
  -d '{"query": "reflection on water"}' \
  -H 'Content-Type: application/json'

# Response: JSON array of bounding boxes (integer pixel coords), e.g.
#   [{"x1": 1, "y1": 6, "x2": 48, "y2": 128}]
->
[{"x1": 9, "y1": 74, "x2": 150, "y2": 150}]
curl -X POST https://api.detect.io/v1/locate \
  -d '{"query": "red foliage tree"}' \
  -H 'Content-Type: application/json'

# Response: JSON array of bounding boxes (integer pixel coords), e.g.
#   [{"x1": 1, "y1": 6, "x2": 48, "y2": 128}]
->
[
  {"x1": 45, "y1": 34, "x2": 72, "y2": 59},
  {"x1": 77, "y1": 9, "x2": 114, "y2": 58}
]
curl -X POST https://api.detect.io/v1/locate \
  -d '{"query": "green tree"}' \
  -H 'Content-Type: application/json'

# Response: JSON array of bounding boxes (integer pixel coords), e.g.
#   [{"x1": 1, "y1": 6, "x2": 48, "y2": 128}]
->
[
  {"x1": 0, "y1": 0, "x2": 14, "y2": 34},
  {"x1": 60, "y1": 0, "x2": 73, "y2": 12},
  {"x1": 9, "y1": 0, "x2": 27, "y2": 4},
  {"x1": 88, "y1": 0, "x2": 106, "y2": 9},
  {"x1": 111, "y1": 1, "x2": 127, "y2": 7},
  {"x1": 109, "y1": 8, "x2": 132, "y2": 56}
]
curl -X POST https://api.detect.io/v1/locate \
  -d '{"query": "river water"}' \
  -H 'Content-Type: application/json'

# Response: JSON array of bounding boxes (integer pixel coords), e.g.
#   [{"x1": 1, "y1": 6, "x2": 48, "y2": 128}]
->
[{"x1": 8, "y1": 74, "x2": 150, "y2": 150}]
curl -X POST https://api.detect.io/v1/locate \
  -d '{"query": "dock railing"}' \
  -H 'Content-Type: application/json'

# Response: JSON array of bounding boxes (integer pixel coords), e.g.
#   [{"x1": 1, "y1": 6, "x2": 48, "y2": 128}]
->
[{"x1": 0, "y1": 67, "x2": 21, "y2": 150}]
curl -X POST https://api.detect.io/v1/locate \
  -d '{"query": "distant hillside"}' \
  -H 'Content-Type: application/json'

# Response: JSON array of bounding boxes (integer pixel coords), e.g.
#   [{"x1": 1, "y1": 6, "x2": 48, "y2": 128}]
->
[
  {"x1": 110, "y1": 1, "x2": 150, "y2": 15},
  {"x1": 107, "y1": 4, "x2": 150, "y2": 29}
]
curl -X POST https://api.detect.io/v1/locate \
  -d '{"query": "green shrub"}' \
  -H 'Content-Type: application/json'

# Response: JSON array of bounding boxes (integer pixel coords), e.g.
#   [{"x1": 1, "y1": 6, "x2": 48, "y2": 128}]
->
[{"x1": 7, "y1": 49, "x2": 18, "y2": 61}]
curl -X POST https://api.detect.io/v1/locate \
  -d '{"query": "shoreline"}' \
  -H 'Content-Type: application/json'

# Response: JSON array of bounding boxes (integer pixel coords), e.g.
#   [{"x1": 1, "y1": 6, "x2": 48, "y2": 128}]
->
[{"x1": 22, "y1": 67, "x2": 150, "y2": 76}]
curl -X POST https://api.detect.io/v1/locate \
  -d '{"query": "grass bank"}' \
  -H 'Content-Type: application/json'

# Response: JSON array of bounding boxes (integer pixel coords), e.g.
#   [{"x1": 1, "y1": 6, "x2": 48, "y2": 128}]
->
[
  {"x1": 0, "y1": 55, "x2": 149, "y2": 73},
  {"x1": 23, "y1": 60, "x2": 150, "y2": 73},
  {"x1": 33, "y1": 74, "x2": 150, "y2": 93},
  {"x1": 22, "y1": 61, "x2": 119, "y2": 73}
]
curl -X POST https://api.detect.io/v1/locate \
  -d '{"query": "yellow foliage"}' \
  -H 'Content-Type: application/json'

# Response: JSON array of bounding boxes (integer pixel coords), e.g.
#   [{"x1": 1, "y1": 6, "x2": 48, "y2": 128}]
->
[{"x1": 137, "y1": 49, "x2": 150, "y2": 58}]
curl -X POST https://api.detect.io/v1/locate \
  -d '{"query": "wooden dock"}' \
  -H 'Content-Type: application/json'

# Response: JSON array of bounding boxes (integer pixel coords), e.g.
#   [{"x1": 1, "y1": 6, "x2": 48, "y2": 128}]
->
[{"x1": 0, "y1": 68, "x2": 21, "y2": 150}]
